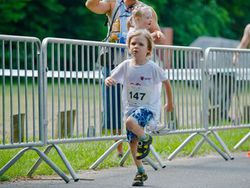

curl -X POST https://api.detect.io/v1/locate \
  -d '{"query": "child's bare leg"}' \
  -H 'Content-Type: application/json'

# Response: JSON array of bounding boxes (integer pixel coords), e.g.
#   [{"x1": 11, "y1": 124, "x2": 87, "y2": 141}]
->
[
  {"x1": 130, "y1": 139, "x2": 148, "y2": 186},
  {"x1": 126, "y1": 116, "x2": 152, "y2": 160},
  {"x1": 126, "y1": 117, "x2": 145, "y2": 137},
  {"x1": 130, "y1": 139, "x2": 143, "y2": 167},
  {"x1": 126, "y1": 109, "x2": 153, "y2": 186}
]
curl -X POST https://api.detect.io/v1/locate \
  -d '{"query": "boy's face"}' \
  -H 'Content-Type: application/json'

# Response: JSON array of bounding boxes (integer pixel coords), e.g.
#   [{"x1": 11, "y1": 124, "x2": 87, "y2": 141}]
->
[
  {"x1": 136, "y1": 10, "x2": 152, "y2": 30},
  {"x1": 129, "y1": 34, "x2": 149, "y2": 58}
]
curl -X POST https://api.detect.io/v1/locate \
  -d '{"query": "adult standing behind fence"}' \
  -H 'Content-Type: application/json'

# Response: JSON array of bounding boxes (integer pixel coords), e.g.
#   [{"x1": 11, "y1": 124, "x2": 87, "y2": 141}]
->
[
  {"x1": 85, "y1": 0, "x2": 168, "y2": 157},
  {"x1": 233, "y1": 24, "x2": 250, "y2": 64},
  {"x1": 237, "y1": 24, "x2": 250, "y2": 49}
]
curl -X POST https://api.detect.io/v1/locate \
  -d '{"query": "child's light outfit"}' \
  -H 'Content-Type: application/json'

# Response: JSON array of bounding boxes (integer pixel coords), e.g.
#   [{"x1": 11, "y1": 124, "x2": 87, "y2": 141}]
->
[
  {"x1": 127, "y1": 27, "x2": 136, "y2": 39},
  {"x1": 110, "y1": 59, "x2": 168, "y2": 141}
]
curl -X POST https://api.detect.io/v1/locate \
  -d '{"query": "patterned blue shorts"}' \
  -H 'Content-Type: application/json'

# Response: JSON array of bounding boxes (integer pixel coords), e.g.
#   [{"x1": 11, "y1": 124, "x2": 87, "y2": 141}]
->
[{"x1": 126, "y1": 107, "x2": 153, "y2": 142}]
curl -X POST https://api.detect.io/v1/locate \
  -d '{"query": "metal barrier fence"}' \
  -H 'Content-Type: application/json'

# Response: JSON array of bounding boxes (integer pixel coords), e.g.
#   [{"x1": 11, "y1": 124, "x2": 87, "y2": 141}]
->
[
  {"x1": 205, "y1": 48, "x2": 250, "y2": 151},
  {"x1": 0, "y1": 35, "x2": 43, "y2": 148},
  {"x1": 153, "y1": 45, "x2": 204, "y2": 132},
  {"x1": 1, "y1": 35, "x2": 250, "y2": 182},
  {"x1": 205, "y1": 47, "x2": 250, "y2": 129},
  {"x1": 166, "y1": 48, "x2": 250, "y2": 161},
  {"x1": 0, "y1": 35, "x2": 72, "y2": 183},
  {"x1": 41, "y1": 38, "x2": 128, "y2": 144}
]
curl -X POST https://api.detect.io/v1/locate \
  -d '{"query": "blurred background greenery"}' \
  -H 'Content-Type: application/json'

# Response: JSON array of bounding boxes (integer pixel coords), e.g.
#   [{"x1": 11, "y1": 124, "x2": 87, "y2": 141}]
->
[{"x1": 0, "y1": 0, "x2": 249, "y2": 45}]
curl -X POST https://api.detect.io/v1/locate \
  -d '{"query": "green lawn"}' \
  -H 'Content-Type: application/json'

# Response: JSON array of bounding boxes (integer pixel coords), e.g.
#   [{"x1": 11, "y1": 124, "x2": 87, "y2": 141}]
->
[
  {"x1": 1, "y1": 81, "x2": 250, "y2": 182},
  {"x1": 0, "y1": 128, "x2": 249, "y2": 182}
]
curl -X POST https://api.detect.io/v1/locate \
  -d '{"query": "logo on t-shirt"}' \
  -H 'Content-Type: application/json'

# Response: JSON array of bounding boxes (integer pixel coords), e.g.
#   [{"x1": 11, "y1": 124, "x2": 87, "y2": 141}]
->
[{"x1": 140, "y1": 76, "x2": 151, "y2": 81}]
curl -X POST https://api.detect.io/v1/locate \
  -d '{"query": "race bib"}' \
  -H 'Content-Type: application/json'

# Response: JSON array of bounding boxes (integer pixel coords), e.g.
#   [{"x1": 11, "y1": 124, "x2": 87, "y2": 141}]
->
[{"x1": 127, "y1": 85, "x2": 151, "y2": 106}]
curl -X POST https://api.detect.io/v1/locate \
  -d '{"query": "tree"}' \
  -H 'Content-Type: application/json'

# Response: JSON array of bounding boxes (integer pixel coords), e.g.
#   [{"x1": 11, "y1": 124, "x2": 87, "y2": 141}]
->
[
  {"x1": 0, "y1": 0, "x2": 249, "y2": 45},
  {"x1": 147, "y1": 0, "x2": 231, "y2": 45},
  {"x1": 0, "y1": 0, "x2": 106, "y2": 41},
  {"x1": 217, "y1": 0, "x2": 250, "y2": 40}
]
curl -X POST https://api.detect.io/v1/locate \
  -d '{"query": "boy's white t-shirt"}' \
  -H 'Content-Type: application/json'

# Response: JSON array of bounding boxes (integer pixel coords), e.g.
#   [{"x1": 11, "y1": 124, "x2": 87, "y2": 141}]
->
[{"x1": 110, "y1": 59, "x2": 167, "y2": 126}]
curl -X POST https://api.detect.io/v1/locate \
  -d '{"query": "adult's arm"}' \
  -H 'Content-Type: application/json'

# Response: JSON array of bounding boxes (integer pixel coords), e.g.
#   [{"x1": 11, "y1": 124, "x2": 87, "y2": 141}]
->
[
  {"x1": 233, "y1": 24, "x2": 250, "y2": 64},
  {"x1": 148, "y1": 8, "x2": 167, "y2": 45},
  {"x1": 238, "y1": 24, "x2": 250, "y2": 49},
  {"x1": 85, "y1": 0, "x2": 112, "y2": 15}
]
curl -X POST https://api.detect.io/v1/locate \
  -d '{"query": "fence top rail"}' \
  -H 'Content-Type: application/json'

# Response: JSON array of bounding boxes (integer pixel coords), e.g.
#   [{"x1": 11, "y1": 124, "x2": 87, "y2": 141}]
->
[
  {"x1": 41, "y1": 37, "x2": 125, "y2": 48},
  {"x1": 205, "y1": 47, "x2": 250, "y2": 54},
  {"x1": 154, "y1": 44, "x2": 203, "y2": 51},
  {"x1": 0, "y1": 34, "x2": 41, "y2": 44},
  {"x1": 41, "y1": 37, "x2": 204, "y2": 51}
]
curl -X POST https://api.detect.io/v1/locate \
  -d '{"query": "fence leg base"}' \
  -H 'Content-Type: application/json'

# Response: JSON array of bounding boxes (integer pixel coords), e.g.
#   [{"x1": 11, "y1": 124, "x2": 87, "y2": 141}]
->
[
  {"x1": 233, "y1": 131, "x2": 250, "y2": 150},
  {"x1": 150, "y1": 145, "x2": 166, "y2": 168},
  {"x1": 143, "y1": 156, "x2": 158, "y2": 171},
  {"x1": 168, "y1": 131, "x2": 230, "y2": 161},
  {"x1": 119, "y1": 148, "x2": 130, "y2": 167},
  {"x1": 53, "y1": 144, "x2": 79, "y2": 181},
  {"x1": 89, "y1": 139, "x2": 125, "y2": 170},
  {"x1": 212, "y1": 131, "x2": 234, "y2": 160},
  {"x1": 168, "y1": 133, "x2": 198, "y2": 160},
  {"x1": 28, "y1": 145, "x2": 53, "y2": 177},
  {"x1": 199, "y1": 133, "x2": 229, "y2": 161},
  {"x1": 118, "y1": 144, "x2": 159, "y2": 171},
  {"x1": 0, "y1": 147, "x2": 70, "y2": 183},
  {"x1": 0, "y1": 147, "x2": 29, "y2": 176},
  {"x1": 189, "y1": 131, "x2": 211, "y2": 157},
  {"x1": 28, "y1": 144, "x2": 79, "y2": 181}
]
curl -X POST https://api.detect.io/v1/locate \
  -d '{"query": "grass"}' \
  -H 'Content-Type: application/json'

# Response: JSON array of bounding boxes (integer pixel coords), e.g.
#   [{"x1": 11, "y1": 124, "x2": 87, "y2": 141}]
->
[
  {"x1": 0, "y1": 128, "x2": 249, "y2": 182},
  {"x1": 1, "y1": 81, "x2": 250, "y2": 182}
]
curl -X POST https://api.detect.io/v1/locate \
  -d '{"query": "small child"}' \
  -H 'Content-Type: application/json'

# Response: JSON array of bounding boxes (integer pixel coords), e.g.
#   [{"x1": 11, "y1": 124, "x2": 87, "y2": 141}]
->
[
  {"x1": 105, "y1": 29, "x2": 174, "y2": 186},
  {"x1": 127, "y1": 6, "x2": 165, "y2": 42}
]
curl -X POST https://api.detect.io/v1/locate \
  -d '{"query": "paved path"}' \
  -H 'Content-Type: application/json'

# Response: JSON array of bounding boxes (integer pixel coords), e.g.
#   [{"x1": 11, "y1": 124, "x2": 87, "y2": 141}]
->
[{"x1": 1, "y1": 152, "x2": 250, "y2": 188}]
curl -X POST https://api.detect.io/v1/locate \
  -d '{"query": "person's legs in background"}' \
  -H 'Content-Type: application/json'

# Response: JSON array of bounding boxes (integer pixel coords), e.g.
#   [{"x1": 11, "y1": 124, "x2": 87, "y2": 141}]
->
[{"x1": 102, "y1": 66, "x2": 123, "y2": 157}]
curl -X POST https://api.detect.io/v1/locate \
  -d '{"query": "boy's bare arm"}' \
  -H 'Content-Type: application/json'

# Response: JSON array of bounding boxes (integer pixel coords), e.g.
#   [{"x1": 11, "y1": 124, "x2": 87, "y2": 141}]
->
[{"x1": 163, "y1": 80, "x2": 174, "y2": 112}]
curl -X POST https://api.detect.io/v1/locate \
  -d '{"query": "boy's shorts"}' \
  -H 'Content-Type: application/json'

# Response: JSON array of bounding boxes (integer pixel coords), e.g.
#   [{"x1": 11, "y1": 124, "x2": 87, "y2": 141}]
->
[{"x1": 126, "y1": 107, "x2": 153, "y2": 142}]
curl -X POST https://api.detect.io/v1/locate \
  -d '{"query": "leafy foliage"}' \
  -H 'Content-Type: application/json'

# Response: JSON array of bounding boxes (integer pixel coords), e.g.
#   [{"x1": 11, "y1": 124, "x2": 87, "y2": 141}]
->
[
  {"x1": 0, "y1": 0, "x2": 106, "y2": 41},
  {"x1": 0, "y1": 0, "x2": 249, "y2": 45}
]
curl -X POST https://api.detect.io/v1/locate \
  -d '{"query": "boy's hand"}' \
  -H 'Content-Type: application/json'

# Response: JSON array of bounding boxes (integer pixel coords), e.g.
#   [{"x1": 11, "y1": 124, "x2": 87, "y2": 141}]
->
[
  {"x1": 164, "y1": 102, "x2": 174, "y2": 112},
  {"x1": 105, "y1": 76, "x2": 117, "y2": 86}
]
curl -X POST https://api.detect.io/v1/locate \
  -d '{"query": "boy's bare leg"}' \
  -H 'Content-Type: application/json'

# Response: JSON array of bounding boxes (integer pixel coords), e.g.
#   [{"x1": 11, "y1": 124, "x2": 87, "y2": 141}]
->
[
  {"x1": 130, "y1": 140, "x2": 143, "y2": 167},
  {"x1": 126, "y1": 116, "x2": 152, "y2": 186},
  {"x1": 130, "y1": 139, "x2": 148, "y2": 186},
  {"x1": 126, "y1": 117, "x2": 145, "y2": 137}
]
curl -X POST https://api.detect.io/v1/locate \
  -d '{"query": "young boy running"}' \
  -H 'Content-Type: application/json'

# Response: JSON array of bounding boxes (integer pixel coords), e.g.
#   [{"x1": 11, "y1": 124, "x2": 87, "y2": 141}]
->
[{"x1": 105, "y1": 29, "x2": 174, "y2": 186}]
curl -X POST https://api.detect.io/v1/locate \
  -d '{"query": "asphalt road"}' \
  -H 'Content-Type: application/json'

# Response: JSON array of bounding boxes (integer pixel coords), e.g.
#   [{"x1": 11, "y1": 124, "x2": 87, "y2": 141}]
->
[{"x1": 1, "y1": 152, "x2": 250, "y2": 188}]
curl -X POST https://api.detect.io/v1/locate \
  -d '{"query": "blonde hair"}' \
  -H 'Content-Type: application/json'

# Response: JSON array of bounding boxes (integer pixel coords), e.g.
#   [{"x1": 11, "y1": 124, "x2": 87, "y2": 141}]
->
[
  {"x1": 127, "y1": 6, "x2": 152, "y2": 30},
  {"x1": 127, "y1": 29, "x2": 154, "y2": 57}
]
